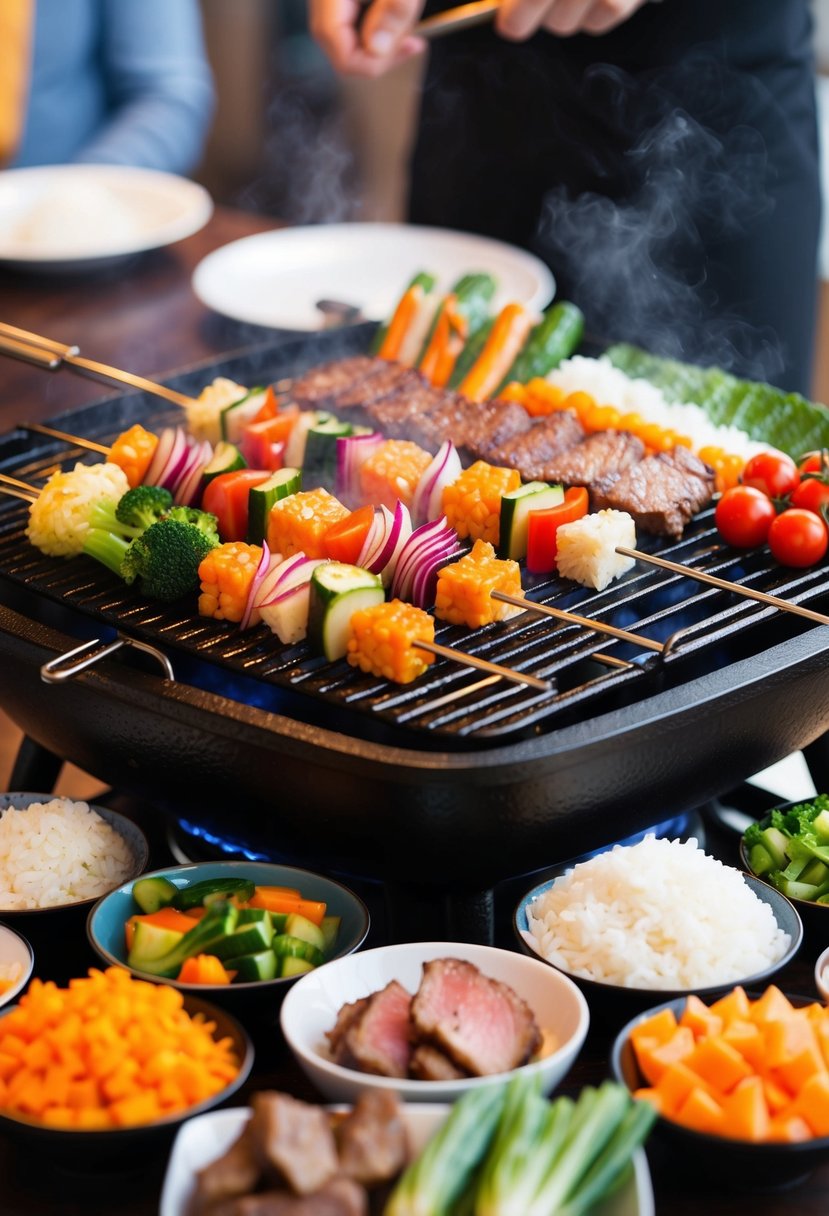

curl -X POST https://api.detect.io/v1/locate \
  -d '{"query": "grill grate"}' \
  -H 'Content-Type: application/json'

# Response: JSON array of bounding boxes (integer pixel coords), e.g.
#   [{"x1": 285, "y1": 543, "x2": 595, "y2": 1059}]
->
[{"x1": 2, "y1": 343, "x2": 828, "y2": 745}]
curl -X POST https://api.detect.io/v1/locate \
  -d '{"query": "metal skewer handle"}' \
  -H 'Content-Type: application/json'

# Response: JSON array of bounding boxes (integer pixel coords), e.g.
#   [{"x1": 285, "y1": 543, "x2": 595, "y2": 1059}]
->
[{"x1": 413, "y1": 638, "x2": 552, "y2": 691}]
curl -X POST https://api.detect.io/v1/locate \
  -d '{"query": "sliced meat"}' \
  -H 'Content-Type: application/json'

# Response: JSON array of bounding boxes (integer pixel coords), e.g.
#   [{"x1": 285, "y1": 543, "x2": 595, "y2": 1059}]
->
[
  {"x1": 335, "y1": 1090, "x2": 409, "y2": 1186},
  {"x1": 409, "y1": 1043, "x2": 469, "y2": 1082},
  {"x1": 410, "y1": 958, "x2": 542, "y2": 1077},
  {"x1": 591, "y1": 445, "x2": 716, "y2": 538},
  {"x1": 541, "y1": 430, "x2": 645, "y2": 486},
  {"x1": 288, "y1": 357, "x2": 379, "y2": 410},
  {"x1": 340, "y1": 981, "x2": 413, "y2": 1079},
  {"x1": 194, "y1": 1121, "x2": 261, "y2": 1208},
  {"x1": 487, "y1": 412, "x2": 586, "y2": 478},
  {"x1": 455, "y1": 399, "x2": 534, "y2": 462},
  {"x1": 326, "y1": 996, "x2": 370, "y2": 1059},
  {"x1": 331, "y1": 364, "x2": 422, "y2": 413},
  {"x1": 202, "y1": 1177, "x2": 368, "y2": 1216},
  {"x1": 250, "y1": 1092, "x2": 340, "y2": 1196},
  {"x1": 364, "y1": 381, "x2": 454, "y2": 445}
]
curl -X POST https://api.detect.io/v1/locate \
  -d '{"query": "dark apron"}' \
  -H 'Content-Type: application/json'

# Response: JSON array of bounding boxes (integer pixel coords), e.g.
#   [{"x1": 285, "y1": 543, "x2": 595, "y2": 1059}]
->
[{"x1": 409, "y1": 0, "x2": 821, "y2": 393}]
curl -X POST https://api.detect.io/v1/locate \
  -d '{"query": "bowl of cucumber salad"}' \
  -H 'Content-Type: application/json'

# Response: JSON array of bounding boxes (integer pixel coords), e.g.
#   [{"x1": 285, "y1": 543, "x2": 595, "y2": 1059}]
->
[
  {"x1": 86, "y1": 861, "x2": 370, "y2": 1016},
  {"x1": 739, "y1": 794, "x2": 829, "y2": 939}
]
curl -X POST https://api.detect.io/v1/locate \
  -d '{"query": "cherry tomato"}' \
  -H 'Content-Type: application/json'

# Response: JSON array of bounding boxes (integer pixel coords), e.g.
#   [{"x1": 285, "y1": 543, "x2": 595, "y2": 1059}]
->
[
  {"x1": 715, "y1": 485, "x2": 776, "y2": 548},
  {"x1": 798, "y1": 449, "x2": 829, "y2": 476},
  {"x1": 790, "y1": 477, "x2": 829, "y2": 518},
  {"x1": 767, "y1": 508, "x2": 828, "y2": 568},
  {"x1": 740, "y1": 451, "x2": 800, "y2": 499}
]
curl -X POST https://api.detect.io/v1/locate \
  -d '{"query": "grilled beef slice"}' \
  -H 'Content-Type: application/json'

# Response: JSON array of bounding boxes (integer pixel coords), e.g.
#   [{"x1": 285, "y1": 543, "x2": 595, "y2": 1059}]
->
[
  {"x1": 331, "y1": 364, "x2": 423, "y2": 414},
  {"x1": 201, "y1": 1177, "x2": 368, "y2": 1216},
  {"x1": 249, "y1": 1092, "x2": 340, "y2": 1196},
  {"x1": 365, "y1": 381, "x2": 456, "y2": 444},
  {"x1": 338, "y1": 980, "x2": 413, "y2": 1079},
  {"x1": 487, "y1": 412, "x2": 586, "y2": 478},
  {"x1": 541, "y1": 430, "x2": 645, "y2": 487},
  {"x1": 194, "y1": 1121, "x2": 261, "y2": 1207},
  {"x1": 458, "y1": 398, "x2": 535, "y2": 463},
  {"x1": 591, "y1": 445, "x2": 716, "y2": 538},
  {"x1": 410, "y1": 958, "x2": 541, "y2": 1076},
  {"x1": 326, "y1": 996, "x2": 370, "y2": 1059},
  {"x1": 289, "y1": 357, "x2": 379, "y2": 410},
  {"x1": 335, "y1": 1090, "x2": 409, "y2": 1186},
  {"x1": 409, "y1": 1043, "x2": 469, "y2": 1082}
]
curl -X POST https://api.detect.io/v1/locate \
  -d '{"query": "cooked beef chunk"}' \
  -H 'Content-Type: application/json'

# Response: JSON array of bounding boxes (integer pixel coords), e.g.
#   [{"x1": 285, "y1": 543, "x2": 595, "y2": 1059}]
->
[
  {"x1": 332, "y1": 364, "x2": 423, "y2": 413},
  {"x1": 541, "y1": 430, "x2": 645, "y2": 486},
  {"x1": 201, "y1": 1177, "x2": 368, "y2": 1216},
  {"x1": 194, "y1": 1121, "x2": 261, "y2": 1207},
  {"x1": 455, "y1": 399, "x2": 535, "y2": 462},
  {"x1": 591, "y1": 445, "x2": 716, "y2": 538},
  {"x1": 250, "y1": 1092, "x2": 339, "y2": 1196},
  {"x1": 487, "y1": 412, "x2": 586, "y2": 478},
  {"x1": 365, "y1": 382, "x2": 457, "y2": 445},
  {"x1": 410, "y1": 958, "x2": 541, "y2": 1077},
  {"x1": 338, "y1": 980, "x2": 413, "y2": 1079},
  {"x1": 289, "y1": 357, "x2": 379, "y2": 409},
  {"x1": 335, "y1": 1090, "x2": 409, "y2": 1186},
  {"x1": 409, "y1": 1043, "x2": 469, "y2": 1082},
  {"x1": 325, "y1": 996, "x2": 370, "y2": 1059}
]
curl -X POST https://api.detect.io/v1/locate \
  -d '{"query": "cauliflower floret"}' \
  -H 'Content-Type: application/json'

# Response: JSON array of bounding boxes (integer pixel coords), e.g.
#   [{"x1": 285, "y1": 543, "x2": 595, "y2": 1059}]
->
[
  {"x1": 184, "y1": 376, "x2": 248, "y2": 445},
  {"x1": 26, "y1": 461, "x2": 130, "y2": 558}
]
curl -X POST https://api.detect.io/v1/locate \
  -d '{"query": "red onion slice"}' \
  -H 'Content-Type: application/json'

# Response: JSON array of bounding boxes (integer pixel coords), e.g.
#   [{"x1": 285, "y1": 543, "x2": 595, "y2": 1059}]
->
[
  {"x1": 252, "y1": 550, "x2": 307, "y2": 608},
  {"x1": 336, "y1": 432, "x2": 384, "y2": 507},
  {"x1": 240, "y1": 542, "x2": 271, "y2": 631},
  {"x1": 411, "y1": 442, "x2": 462, "y2": 526},
  {"x1": 144, "y1": 427, "x2": 179, "y2": 487}
]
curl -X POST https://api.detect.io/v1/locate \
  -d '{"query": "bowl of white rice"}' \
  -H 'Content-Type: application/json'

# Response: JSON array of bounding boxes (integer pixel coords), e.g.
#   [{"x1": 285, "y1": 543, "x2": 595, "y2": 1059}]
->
[
  {"x1": 0, "y1": 793, "x2": 148, "y2": 916},
  {"x1": 514, "y1": 835, "x2": 802, "y2": 1022}
]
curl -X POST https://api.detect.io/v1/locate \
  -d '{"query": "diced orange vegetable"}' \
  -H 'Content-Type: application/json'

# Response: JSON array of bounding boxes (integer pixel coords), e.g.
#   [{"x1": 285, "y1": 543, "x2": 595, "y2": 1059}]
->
[
  {"x1": 108, "y1": 425, "x2": 159, "y2": 488},
  {"x1": 346, "y1": 599, "x2": 435, "y2": 684},
  {"x1": 708, "y1": 985, "x2": 751, "y2": 1026},
  {"x1": 722, "y1": 1076, "x2": 770, "y2": 1142},
  {"x1": 632, "y1": 1087, "x2": 665, "y2": 1114},
  {"x1": 653, "y1": 1061, "x2": 713, "y2": 1116},
  {"x1": 688, "y1": 1036, "x2": 753, "y2": 1094},
  {"x1": 441, "y1": 462, "x2": 520, "y2": 547},
  {"x1": 458, "y1": 304, "x2": 534, "y2": 402},
  {"x1": 359, "y1": 439, "x2": 433, "y2": 512},
  {"x1": 721, "y1": 1020, "x2": 766, "y2": 1072},
  {"x1": 377, "y1": 285, "x2": 423, "y2": 362},
  {"x1": 267, "y1": 487, "x2": 349, "y2": 559},
  {"x1": 750, "y1": 986, "x2": 795, "y2": 1025},
  {"x1": 763, "y1": 1014, "x2": 820, "y2": 1070},
  {"x1": 630, "y1": 1007, "x2": 679, "y2": 1051},
  {"x1": 635, "y1": 1026, "x2": 695, "y2": 1086},
  {"x1": 247, "y1": 887, "x2": 327, "y2": 926},
  {"x1": 775, "y1": 1044, "x2": 825, "y2": 1095},
  {"x1": 794, "y1": 1072, "x2": 829, "y2": 1136},
  {"x1": 521, "y1": 379, "x2": 568, "y2": 417},
  {"x1": 324, "y1": 504, "x2": 375, "y2": 565},
  {"x1": 177, "y1": 955, "x2": 234, "y2": 986},
  {"x1": 769, "y1": 1114, "x2": 813, "y2": 1143},
  {"x1": 681, "y1": 995, "x2": 724, "y2": 1040},
  {"x1": 675, "y1": 1087, "x2": 726, "y2": 1136},
  {"x1": 434, "y1": 539, "x2": 523, "y2": 629},
  {"x1": 198, "y1": 541, "x2": 263, "y2": 623},
  {"x1": 497, "y1": 382, "x2": 528, "y2": 405},
  {"x1": 124, "y1": 907, "x2": 195, "y2": 953}
]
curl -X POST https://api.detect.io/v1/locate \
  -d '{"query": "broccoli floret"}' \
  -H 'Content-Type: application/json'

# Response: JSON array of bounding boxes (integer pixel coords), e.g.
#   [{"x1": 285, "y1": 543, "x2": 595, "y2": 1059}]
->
[
  {"x1": 163, "y1": 505, "x2": 220, "y2": 545},
  {"x1": 742, "y1": 821, "x2": 765, "y2": 853},
  {"x1": 116, "y1": 484, "x2": 173, "y2": 531},
  {"x1": 122, "y1": 519, "x2": 218, "y2": 601},
  {"x1": 82, "y1": 527, "x2": 132, "y2": 576}
]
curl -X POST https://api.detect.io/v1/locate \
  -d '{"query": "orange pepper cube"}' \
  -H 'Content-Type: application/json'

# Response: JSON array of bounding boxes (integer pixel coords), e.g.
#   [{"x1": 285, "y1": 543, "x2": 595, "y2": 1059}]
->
[
  {"x1": 680, "y1": 995, "x2": 724, "y2": 1040},
  {"x1": 688, "y1": 1037, "x2": 753, "y2": 1095},
  {"x1": 674, "y1": 1087, "x2": 726, "y2": 1136},
  {"x1": 635, "y1": 1026, "x2": 695, "y2": 1086}
]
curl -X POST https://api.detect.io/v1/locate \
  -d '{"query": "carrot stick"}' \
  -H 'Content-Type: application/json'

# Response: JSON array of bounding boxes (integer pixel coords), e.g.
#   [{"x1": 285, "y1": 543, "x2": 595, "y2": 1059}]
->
[
  {"x1": 458, "y1": 304, "x2": 534, "y2": 402},
  {"x1": 377, "y1": 286, "x2": 423, "y2": 361}
]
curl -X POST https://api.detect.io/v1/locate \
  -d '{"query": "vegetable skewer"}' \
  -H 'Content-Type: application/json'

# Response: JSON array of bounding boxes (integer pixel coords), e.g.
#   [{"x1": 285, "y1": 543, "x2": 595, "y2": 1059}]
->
[
  {"x1": 0, "y1": 472, "x2": 38, "y2": 503},
  {"x1": 491, "y1": 590, "x2": 666, "y2": 653},
  {"x1": 21, "y1": 420, "x2": 109, "y2": 455}
]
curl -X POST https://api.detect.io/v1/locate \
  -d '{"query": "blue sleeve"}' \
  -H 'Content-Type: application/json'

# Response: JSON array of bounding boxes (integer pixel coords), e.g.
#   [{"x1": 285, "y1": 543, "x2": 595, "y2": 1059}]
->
[{"x1": 72, "y1": 0, "x2": 216, "y2": 176}]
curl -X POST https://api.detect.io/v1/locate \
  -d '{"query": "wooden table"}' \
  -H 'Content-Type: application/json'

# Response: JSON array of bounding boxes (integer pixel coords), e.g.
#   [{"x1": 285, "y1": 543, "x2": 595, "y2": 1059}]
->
[{"x1": 0, "y1": 209, "x2": 827, "y2": 1214}]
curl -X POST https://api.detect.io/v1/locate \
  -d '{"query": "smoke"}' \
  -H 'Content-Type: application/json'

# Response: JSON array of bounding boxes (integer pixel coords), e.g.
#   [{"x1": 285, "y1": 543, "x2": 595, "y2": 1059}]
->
[{"x1": 535, "y1": 61, "x2": 784, "y2": 382}]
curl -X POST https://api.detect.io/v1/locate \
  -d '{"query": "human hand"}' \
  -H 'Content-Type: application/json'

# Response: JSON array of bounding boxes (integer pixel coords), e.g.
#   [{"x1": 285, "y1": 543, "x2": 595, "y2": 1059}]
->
[
  {"x1": 308, "y1": 0, "x2": 427, "y2": 76},
  {"x1": 496, "y1": 0, "x2": 651, "y2": 39}
]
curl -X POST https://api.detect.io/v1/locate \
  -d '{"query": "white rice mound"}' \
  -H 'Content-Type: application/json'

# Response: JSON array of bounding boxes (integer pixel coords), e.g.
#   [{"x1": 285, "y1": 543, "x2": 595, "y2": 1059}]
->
[
  {"x1": 0, "y1": 798, "x2": 136, "y2": 909},
  {"x1": 548, "y1": 355, "x2": 772, "y2": 461},
  {"x1": 26, "y1": 461, "x2": 130, "y2": 558},
  {"x1": 555, "y1": 509, "x2": 636, "y2": 591},
  {"x1": 524, "y1": 835, "x2": 791, "y2": 990}
]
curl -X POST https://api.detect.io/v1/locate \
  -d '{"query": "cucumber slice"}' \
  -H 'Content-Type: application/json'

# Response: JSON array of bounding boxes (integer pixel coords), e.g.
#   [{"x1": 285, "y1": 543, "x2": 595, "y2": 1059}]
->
[
  {"x1": 127, "y1": 921, "x2": 186, "y2": 968},
  {"x1": 760, "y1": 827, "x2": 790, "y2": 871},
  {"x1": 172, "y1": 877, "x2": 255, "y2": 911},
  {"x1": 202, "y1": 441, "x2": 247, "y2": 484},
  {"x1": 448, "y1": 318, "x2": 494, "y2": 389},
  {"x1": 498, "y1": 481, "x2": 564, "y2": 561},
  {"x1": 280, "y1": 956, "x2": 316, "y2": 978},
  {"x1": 307, "y1": 562, "x2": 384, "y2": 660},
  {"x1": 271, "y1": 934, "x2": 325, "y2": 968},
  {"x1": 209, "y1": 920, "x2": 274, "y2": 961},
  {"x1": 220, "y1": 388, "x2": 268, "y2": 444},
  {"x1": 247, "y1": 467, "x2": 302, "y2": 544},
  {"x1": 303, "y1": 419, "x2": 353, "y2": 489},
  {"x1": 230, "y1": 950, "x2": 278, "y2": 982},
  {"x1": 799, "y1": 858, "x2": 829, "y2": 887},
  {"x1": 284, "y1": 410, "x2": 335, "y2": 468},
  {"x1": 320, "y1": 915, "x2": 341, "y2": 956},
  {"x1": 778, "y1": 878, "x2": 820, "y2": 902},
  {"x1": 813, "y1": 809, "x2": 829, "y2": 842},
  {"x1": 283, "y1": 912, "x2": 325, "y2": 953},
  {"x1": 747, "y1": 843, "x2": 774, "y2": 878},
  {"x1": 503, "y1": 301, "x2": 585, "y2": 387},
  {"x1": 132, "y1": 875, "x2": 177, "y2": 914},
  {"x1": 236, "y1": 908, "x2": 273, "y2": 929}
]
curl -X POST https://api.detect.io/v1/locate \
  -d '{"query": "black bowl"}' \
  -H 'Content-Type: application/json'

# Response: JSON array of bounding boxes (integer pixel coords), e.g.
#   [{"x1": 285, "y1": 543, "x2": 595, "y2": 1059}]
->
[
  {"x1": 738, "y1": 803, "x2": 829, "y2": 942},
  {"x1": 610, "y1": 993, "x2": 829, "y2": 1189},
  {"x1": 514, "y1": 870, "x2": 803, "y2": 1028},
  {"x1": 0, "y1": 993, "x2": 253, "y2": 1169}
]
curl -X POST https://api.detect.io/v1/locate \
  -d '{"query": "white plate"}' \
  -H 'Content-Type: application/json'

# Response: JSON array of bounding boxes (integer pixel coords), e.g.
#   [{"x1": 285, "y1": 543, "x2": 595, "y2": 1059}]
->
[
  {"x1": 0, "y1": 164, "x2": 213, "y2": 271},
  {"x1": 0, "y1": 923, "x2": 33, "y2": 1009},
  {"x1": 160, "y1": 1105, "x2": 653, "y2": 1216},
  {"x1": 191, "y1": 222, "x2": 555, "y2": 330}
]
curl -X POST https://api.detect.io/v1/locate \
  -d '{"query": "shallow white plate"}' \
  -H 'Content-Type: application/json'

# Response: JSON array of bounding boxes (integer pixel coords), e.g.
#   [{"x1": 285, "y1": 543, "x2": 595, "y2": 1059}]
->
[
  {"x1": 191, "y1": 222, "x2": 555, "y2": 330},
  {"x1": 0, "y1": 923, "x2": 33, "y2": 1009},
  {"x1": 160, "y1": 1105, "x2": 653, "y2": 1216},
  {"x1": 0, "y1": 164, "x2": 213, "y2": 271}
]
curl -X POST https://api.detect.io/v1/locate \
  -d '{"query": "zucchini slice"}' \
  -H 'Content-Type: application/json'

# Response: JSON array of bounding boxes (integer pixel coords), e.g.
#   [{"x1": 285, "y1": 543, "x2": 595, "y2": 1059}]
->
[
  {"x1": 219, "y1": 387, "x2": 269, "y2": 444},
  {"x1": 307, "y1": 562, "x2": 385, "y2": 661},
  {"x1": 202, "y1": 441, "x2": 247, "y2": 484},
  {"x1": 498, "y1": 481, "x2": 564, "y2": 560},
  {"x1": 247, "y1": 467, "x2": 302, "y2": 544}
]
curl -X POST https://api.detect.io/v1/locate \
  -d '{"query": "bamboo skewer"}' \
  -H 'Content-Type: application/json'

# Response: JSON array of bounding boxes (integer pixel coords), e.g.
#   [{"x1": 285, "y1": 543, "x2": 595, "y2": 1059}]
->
[
  {"x1": 415, "y1": 0, "x2": 500, "y2": 38},
  {"x1": 0, "y1": 471, "x2": 38, "y2": 502},
  {"x1": 21, "y1": 421, "x2": 109, "y2": 455},
  {"x1": 0, "y1": 322, "x2": 198, "y2": 409},
  {"x1": 491, "y1": 589, "x2": 665, "y2": 652},
  {"x1": 413, "y1": 638, "x2": 551, "y2": 691},
  {"x1": 616, "y1": 545, "x2": 829, "y2": 629}
]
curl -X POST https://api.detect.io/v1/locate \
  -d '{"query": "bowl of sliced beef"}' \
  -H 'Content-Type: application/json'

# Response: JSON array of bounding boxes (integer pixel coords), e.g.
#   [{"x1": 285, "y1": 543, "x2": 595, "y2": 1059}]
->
[{"x1": 278, "y1": 941, "x2": 589, "y2": 1104}]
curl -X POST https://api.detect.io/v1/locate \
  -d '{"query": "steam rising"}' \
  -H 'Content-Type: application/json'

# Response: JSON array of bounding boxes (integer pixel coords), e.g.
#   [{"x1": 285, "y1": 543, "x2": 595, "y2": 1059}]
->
[{"x1": 536, "y1": 62, "x2": 783, "y2": 383}]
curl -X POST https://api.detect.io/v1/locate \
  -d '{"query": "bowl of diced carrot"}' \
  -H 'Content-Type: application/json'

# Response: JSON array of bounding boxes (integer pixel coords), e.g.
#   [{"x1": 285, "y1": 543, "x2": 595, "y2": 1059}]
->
[
  {"x1": 87, "y1": 860, "x2": 370, "y2": 1018},
  {"x1": 0, "y1": 966, "x2": 254, "y2": 1163},
  {"x1": 611, "y1": 985, "x2": 829, "y2": 1187}
]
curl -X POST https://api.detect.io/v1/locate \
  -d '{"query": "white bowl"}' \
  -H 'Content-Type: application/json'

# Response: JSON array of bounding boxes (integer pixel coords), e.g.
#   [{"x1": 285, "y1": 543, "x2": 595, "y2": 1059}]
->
[
  {"x1": 279, "y1": 940, "x2": 589, "y2": 1104},
  {"x1": 0, "y1": 923, "x2": 33, "y2": 1008},
  {"x1": 816, "y1": 945, "x2": 829, "y2": 1002}
]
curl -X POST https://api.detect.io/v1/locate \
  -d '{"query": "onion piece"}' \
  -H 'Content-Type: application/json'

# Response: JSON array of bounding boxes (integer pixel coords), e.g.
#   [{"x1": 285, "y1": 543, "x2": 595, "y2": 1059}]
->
[
  {"x1": 391, "y1": 517, "x2": 461, "y2": 606},
  {"x1": 252, "y1": 550, "x2": 306, "y2": 609},
  {"x1": 172, "y1": 439, "x2": 214, "y2": 506},
  {"x1": 260, "y1": 583, "x2": 313, "y2": 645},
  {"x1": 259, "y1": 555, "x2": 327, "y2": 607},
  {"x1": 240, "y1": 542, "x2": 271, "y2": 631},
  {"x1": 336, "y1": 432, "x2": 384, "y2": 507},
  {"x1": 356, "y1": 500, "x2": 412, "y2": 585},
  {"x1": 411, "y1": 441, "x2": 462, "y2": 526},
  {"x1": 144, "y1": 426, "x2": 180, "y2": 487}
]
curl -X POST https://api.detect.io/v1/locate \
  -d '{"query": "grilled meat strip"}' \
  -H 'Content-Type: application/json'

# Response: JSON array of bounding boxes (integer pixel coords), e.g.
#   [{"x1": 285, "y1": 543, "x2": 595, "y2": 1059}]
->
[
  {"x1": 543, "y1": 430, "x2": 646, "y2": 488},
  {"x1": 487, "y1": 412, "x2": 586, "y2": 478},
  {"x1": 591, "y1": 445, "x2": 716, "y2": 539},
  {"x1": 200, "y1": 1177, "x2": 368, "y2": 1216},
  {"x1": 289, "y1": 356, "x2": 380, "y2": 410},
  {"x1": 335, "y1": 1090, "x2": 409, "y2": 1187},
  {"x1": 410, "y1": 957, "x2": 542, "y2": 1076},
  {"x1": 333, "y1": 980, "x2": 413, "y2": 1079},
  {"x1": 409, "y1": 1043, "x2": 469, "y2": 1082}
]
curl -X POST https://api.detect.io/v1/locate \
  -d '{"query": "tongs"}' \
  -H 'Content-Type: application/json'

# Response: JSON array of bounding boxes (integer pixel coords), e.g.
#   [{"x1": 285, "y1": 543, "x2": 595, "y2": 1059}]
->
[{"x1": 0, "y1": 321, "x2": 197, "y2": 409}]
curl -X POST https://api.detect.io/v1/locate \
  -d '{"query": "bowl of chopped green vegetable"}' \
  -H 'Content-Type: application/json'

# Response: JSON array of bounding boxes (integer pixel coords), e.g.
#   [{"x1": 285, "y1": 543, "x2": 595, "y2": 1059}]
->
[
  {"x1": 739, "y1": 794, "x2": 829, "y2": 939},
  {"x1": 87, "y1": 860, "x2": 370, "y2": 1018}
]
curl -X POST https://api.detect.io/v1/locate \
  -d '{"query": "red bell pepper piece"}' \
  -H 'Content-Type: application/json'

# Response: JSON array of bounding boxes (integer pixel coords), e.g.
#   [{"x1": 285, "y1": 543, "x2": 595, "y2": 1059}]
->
[
  {"x1": 526, "y1": 486, "x2": 589, "y2": 574},
  {"x1": 202, "y1": 468, "x2": 272, "y2": 541}
]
